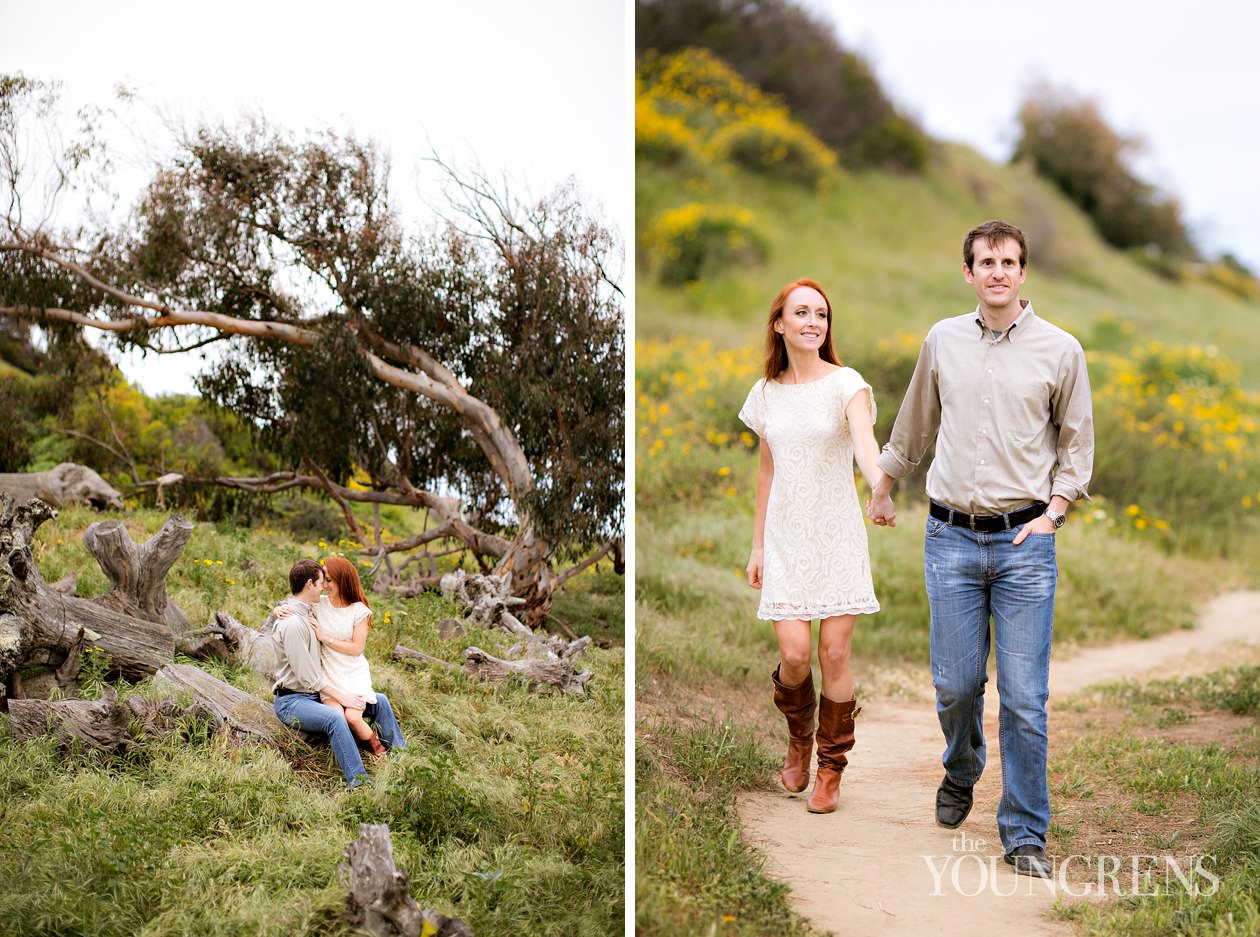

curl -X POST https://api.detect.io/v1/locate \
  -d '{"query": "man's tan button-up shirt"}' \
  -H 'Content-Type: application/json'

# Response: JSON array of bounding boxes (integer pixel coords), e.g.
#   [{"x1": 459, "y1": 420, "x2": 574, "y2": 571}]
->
[{"x1": 876, "y1": 302, "x2": 1094, "y2": 515}]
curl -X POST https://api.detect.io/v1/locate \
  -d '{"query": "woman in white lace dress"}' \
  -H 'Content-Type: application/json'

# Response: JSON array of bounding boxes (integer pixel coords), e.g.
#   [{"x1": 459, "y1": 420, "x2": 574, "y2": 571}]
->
[
  {"x1": 312, "y1": 556, "x2": 387, "y2": 759},
  {"x1": 739, "y1": 278, "x2": 888, "y2": 814}
]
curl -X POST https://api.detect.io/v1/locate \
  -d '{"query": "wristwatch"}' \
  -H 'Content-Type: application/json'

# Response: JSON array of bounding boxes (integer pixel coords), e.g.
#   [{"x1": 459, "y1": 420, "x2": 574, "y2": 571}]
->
[{"x1": 1044, "y1": 509, "x2": 1066, "y2": 529}]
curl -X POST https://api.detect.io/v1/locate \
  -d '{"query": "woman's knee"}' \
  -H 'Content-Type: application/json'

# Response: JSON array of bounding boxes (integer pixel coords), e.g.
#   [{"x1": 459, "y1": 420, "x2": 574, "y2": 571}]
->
[{"x1": 817, "y1": 640, "x2": 851, "y2": 673}]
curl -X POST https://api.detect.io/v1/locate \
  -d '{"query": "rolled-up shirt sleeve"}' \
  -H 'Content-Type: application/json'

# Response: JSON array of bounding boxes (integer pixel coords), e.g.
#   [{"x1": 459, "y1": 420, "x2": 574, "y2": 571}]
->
[
  {"x1": 876, "y1": 331, "x2": 941, "y2": 480},
  {"x1": 1049, "y1": 341, "x2": 1094, "y2": 503}
]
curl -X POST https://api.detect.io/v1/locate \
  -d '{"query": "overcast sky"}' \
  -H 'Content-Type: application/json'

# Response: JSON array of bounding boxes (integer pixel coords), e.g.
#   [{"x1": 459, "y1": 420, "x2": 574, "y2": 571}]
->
[
  {"x1": 808, "y1": 0, "x2": 1260, "y2": 273},
  {"x1": 0, "y1": 0, "x2": 628, "y2": 395}
]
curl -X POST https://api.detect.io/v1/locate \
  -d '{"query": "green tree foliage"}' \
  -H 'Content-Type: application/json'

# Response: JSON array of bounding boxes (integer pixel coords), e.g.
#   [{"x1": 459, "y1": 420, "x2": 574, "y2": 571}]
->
[
  {"x1": 172, "y1": 129, "x2": 625, "y2": 549},
  {"x1": 1013, "y1": 83, "x2": 1195, "y2": 258},
  {"x1": 1, "y1": 76, "x2": 624, "y2": 580},
  {"x1": 635, "y1": 0, "x2": 929, "y2": 171}
]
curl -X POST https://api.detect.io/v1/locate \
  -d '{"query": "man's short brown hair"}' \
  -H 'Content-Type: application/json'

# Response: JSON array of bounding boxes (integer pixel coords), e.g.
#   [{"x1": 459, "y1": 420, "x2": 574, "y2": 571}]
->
[
  {"x1": 289, "y1": 558, "x2": 323, "y2": 595},
  {"x1": 964, "y1": 220, "x2": 1028, "y2": 270}
]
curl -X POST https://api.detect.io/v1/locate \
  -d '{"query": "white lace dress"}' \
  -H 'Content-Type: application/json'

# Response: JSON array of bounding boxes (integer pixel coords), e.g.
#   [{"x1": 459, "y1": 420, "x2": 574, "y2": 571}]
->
[
  {"x1": 315, "y1": 597, "x2": 375, "y2": 701},
  {"x1": 739, "y1": 367, "x2": 881, "y2": 621}
]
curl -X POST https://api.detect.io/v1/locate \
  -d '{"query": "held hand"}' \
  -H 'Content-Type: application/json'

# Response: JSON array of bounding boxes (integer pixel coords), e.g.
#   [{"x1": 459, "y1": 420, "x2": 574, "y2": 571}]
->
[
  {"x1": 745, "y1": 549, "x2": 764, "y2": 589},
  {"x1": 1013, "y1": 513, "x2": 1056, "y2": 545},
  {"x1": 330, "y1": 688, "x2": 368, "y2": 710},
  {"x1": 866, "y1": 492, "x2": 897, "y2": 528}
]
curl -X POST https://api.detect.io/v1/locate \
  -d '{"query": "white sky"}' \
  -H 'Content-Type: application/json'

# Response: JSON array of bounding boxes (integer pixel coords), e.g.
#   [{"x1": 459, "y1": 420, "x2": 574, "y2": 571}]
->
[
  {"x1": 807, "y1": 0, "x2": 1260, "y2": 273},
  {"x1": 0, "y1": 0, "x2": 629, "y2": 395}
]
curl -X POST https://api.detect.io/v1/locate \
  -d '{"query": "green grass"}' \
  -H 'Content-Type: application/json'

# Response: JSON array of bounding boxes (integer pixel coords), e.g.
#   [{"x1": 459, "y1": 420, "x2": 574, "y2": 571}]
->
[
  {"x1": 3, "y1": 505, "x2": 625, "y2": 936},
  {"x1": 1049, "y1": 667, "x2": 1260, "y2": 936},
  {"x1": 635, "y1": 717, "x2": 811, "y2": 936}
]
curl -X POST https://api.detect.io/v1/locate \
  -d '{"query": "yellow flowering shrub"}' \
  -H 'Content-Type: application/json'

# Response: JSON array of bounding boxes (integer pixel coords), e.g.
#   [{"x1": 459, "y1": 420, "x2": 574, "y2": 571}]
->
[
  {"x1": 636, "y1": 337, "x2": 762, "y2": 505},
  {"x1": 644, "y1": 202, "x2": 768, "y2": 285},
  {"x1": 636, "y1": 47, "x2": 838, "y2": 188},
  {"x1": 635, "y1": 94, "x2": 704, "y2": 168},
  {"x1": 1089, "y1": 341, "x2": 1260, "y2": 551},
  {"x1": 709, "y1": 111, "x2": 837, "y2": 189}
]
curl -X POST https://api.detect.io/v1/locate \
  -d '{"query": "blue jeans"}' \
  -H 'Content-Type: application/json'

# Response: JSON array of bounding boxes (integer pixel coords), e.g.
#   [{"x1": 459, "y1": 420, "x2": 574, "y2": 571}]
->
[
  {"x1": 924, "y1": 516, "x2": 1057, "y2": 853},
  {"x1": 273, "y1": 691, "x2": 407, "y2": 787}
]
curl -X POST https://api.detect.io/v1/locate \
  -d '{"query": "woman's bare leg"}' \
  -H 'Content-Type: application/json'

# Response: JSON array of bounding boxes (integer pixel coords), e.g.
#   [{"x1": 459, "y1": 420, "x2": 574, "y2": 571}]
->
[{"x1": 817, "y1": 614, "x2": 856, "y2": 701}]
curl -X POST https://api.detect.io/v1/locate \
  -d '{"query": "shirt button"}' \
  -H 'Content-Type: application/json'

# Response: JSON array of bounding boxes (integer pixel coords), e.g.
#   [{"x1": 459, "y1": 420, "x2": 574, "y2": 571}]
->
[
  {"x1": 987, "y1": 369, "x2": 993, "y2": 374},
  {"x1": 983, "y1": 398, "x2": 989, "y2": 404},
  {"x1": 979, "y1": 459, "x2": 986, "y2": 465}
]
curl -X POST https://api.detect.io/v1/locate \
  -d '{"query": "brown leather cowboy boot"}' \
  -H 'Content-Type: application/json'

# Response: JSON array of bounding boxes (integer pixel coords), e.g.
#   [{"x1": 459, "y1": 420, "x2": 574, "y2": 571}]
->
[
  {"x1": 772, "y1": 665, "x2": 817, "y2": 793},
  {"x1": 807, "y1": 695, "x2": 859, "y2": 813},
  {"x1": 357, "y1": 731, "x2": 388, "y2": 762}
]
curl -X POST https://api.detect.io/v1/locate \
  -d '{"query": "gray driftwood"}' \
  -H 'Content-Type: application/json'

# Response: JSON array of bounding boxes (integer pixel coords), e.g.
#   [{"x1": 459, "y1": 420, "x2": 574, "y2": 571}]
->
[
  {"x1": 0, "y1": 462, "x2": 124, "y2": 511},
  {"x1": 463, "y1": 646, "x2": 592, "y2": 695},
  {"x1": 84, "y1": 514, "x2": 194, "y2": 632},
  {"x1": 152, "y1": 663, "x2": 298, "y2": 747},
  {"x1": 341, "y1": 824, "x2": 473, "y2": 937},
  {"x1": 7, "y1": 686, "x2": 132, "y2": 751},
  {"x1": 0, "y1": 496, "x2": 175, "y2": 690},
  {"x1": 391, "y1": 644, "x2": 459, "y2": 671}
]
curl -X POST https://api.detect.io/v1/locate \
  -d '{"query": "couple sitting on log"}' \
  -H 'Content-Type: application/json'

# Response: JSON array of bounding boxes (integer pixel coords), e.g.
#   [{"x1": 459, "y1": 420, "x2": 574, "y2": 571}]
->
[{"x1": 266, "y1": 557, "x2": 405, "y2": 787}]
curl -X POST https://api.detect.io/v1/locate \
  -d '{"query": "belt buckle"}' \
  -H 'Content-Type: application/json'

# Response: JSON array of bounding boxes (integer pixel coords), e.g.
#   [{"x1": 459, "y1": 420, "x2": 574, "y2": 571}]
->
[{"x1": 969, "y1": 513, "x2": 979, "y2": 531}]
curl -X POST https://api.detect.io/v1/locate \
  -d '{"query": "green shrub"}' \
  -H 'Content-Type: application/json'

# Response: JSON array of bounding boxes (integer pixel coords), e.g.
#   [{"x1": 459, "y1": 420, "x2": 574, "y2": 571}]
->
[
  {"x1": 846, "y1": 115, "x2": 930, "y2": 172},
  {"x1": 709, "y1": 112, "x2": 836, "y2": 188},
  {"x1": 645, "y1": 203, "x2": 768, "y2": 286}
]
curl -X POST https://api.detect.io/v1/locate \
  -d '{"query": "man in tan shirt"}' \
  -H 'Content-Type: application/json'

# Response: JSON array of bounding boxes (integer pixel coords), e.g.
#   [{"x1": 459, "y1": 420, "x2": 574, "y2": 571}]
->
[{"x1": 868, "y1": 220, "x2": 1093, "y2": 878}]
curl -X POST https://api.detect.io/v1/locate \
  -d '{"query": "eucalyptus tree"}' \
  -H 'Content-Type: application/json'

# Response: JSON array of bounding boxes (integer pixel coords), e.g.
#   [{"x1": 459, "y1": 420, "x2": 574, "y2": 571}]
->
[{"x1": 0, "y1": 75, "x2": 624, "y2": 623}]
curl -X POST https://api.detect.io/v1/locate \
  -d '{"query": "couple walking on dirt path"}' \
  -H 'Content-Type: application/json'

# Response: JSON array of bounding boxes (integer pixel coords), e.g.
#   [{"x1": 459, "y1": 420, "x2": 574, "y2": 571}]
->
[{"x1": 740, "y1": 220, "x2": 1094, "y2": 877}]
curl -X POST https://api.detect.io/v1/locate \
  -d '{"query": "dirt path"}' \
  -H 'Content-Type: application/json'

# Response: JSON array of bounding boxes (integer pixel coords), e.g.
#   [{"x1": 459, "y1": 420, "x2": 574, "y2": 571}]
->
[{"x1": 737, "y1": 591, "x2": 1260, "y2": 937}]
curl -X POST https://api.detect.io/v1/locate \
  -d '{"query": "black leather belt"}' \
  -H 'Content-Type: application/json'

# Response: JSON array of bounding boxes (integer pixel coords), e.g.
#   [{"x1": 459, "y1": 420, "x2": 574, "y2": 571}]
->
[
  {"x1": 930, "y1": 500, "x2": 1046, "y2": 532},
  {"x1": 273, "y1": 686, "x2": 308, "y2": 698}
]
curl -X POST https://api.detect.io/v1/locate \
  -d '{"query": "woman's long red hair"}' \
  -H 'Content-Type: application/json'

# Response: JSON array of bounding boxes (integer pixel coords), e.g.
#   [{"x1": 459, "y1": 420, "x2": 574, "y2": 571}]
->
[{"x1": 323, "y1": 556, "x2": 371, "y2": 616}]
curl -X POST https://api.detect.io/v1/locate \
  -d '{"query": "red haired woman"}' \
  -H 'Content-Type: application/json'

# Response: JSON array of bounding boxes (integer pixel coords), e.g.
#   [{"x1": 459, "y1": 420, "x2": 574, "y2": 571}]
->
[
  {"x1": 739, "y1": 278, "x2": 887, "y2": 813},
  {"x1": 312, "y1": 557, "x2": 387, "y2": 758}
]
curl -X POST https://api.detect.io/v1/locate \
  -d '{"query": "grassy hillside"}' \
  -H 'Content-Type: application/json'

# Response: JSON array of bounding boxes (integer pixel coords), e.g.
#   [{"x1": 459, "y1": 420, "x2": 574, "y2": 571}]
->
[
  {"x1": 2, "y1": 505, "x2": 624, "y2": 937},
  {"x1": 635, "y1": 49, "x2": 1260, "y2": 937},
  {"x1": 637, "y1": 144, "x2": 1260, "y2": 380}
]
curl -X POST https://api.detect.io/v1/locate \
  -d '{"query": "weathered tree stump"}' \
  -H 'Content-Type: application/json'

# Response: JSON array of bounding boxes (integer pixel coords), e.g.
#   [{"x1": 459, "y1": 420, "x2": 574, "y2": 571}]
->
[
  {"x1": 0, "y1": 496, "x2": 175, "y2": 689},
  {"x1": 341, "y1": 824, "x2": 473, "y2": 937},
  {"x1": 463, "y1": 646, "x2": 592, "y2": 696},
  {"x1": 7, "y1": 686, "x2": 132, "y2": 752},
  {"x1": 439, "y1": 570, "x2": 525, "y2": 629},
  {"x1": 84, "y1": 514, "x2": 194, "y2": 632}
]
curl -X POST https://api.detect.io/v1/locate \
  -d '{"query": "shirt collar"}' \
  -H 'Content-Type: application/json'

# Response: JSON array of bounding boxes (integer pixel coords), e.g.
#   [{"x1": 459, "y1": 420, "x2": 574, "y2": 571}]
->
[{"x1": 973, "y1": 300, "x2": 1035, "y2": 340}]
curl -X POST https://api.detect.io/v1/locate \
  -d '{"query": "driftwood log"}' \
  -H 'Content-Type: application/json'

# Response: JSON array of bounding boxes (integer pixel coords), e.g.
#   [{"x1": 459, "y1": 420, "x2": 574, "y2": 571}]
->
[
  {"x1": 463, "y1": 646, "x2": 592, "y2": 695},
  {"x1": 10, "y1": 664, "x2": 313, "y2": 752},
  {"x1": 7, "y1": 686, "x2": 132, "y2": 752},
  {"x1": 433, "y1": 570, "x2": 594, "y2": 695},
  {"x1": 0, "y1": 462, "x2": 124, "y2": 511},
  {"x1": 0, "y1": 496, "x2": 175, "y2": 692},
  {"x1": 341, "y1": 824, "x2": 473, "y2": 937},
  {"x1": 152, "y1": 663, "x2": 299, "y2": 747}
]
